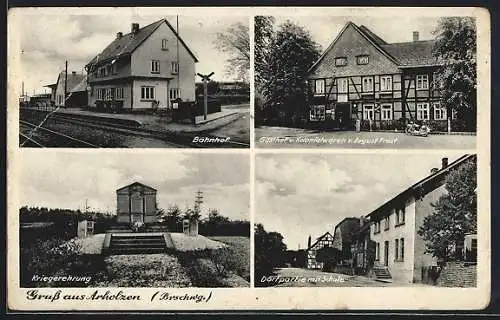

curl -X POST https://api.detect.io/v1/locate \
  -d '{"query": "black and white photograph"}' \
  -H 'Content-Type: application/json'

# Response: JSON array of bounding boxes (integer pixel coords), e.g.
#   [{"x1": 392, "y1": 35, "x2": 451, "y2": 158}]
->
[
  {"x1": 255, "y1": 153, "x2": 477, "y2": 287},
  {"x1": 255, "y1": 15, "x2": 477, "y2": 148},
  {"x1": 15, "y1": 10, "x2": 250, "y2": 148},
  {"x1": 18, "y1": 151, "x2": 250, "y2": 288}
]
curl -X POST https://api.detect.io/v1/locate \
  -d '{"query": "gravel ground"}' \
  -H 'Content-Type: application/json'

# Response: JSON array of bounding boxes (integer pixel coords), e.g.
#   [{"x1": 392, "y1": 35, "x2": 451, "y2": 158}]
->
[
  {"x1": 170, "y1": 233, "x2": 227, "y2": 252},
  {"x1": 72, "y1": 234, "x2": 106, "y2": 255},
  {"x1": 95, "y1": 254, "x2": 192, "y2": 287}
]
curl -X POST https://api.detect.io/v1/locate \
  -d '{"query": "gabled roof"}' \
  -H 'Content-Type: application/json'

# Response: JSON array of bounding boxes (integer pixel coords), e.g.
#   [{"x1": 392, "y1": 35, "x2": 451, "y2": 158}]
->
[
  {"x1": 308, "y1": 21, "x2": 440, "y2": 73},
  {"x1": 308, "y1": 231, "x2": 333, "y2": 250},
  {"x1": 116, "y1": 182, "x2": 157, "y2": 192},
  {"x1": 366, "y1": 154, "x2": 476, "y2": 220},
  {"x1": 56, "y1": 72, "x2": 87, "y2": 93},
  {"x1": 86, "y1": 18, "x2": 198, "y2": 69}
]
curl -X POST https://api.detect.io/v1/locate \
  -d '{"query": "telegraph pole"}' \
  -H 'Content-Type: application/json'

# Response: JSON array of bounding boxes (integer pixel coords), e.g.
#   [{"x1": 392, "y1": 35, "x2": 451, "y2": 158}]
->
[
  {"x1": 194, "y1": 190, "x2": 204, "y2": 215},
  {"x1": 196, "y1": 72, "x2": 214, "y2": 120},
  {"x1": 64, "y1": 60, "x2": 68, "y2": 108}
]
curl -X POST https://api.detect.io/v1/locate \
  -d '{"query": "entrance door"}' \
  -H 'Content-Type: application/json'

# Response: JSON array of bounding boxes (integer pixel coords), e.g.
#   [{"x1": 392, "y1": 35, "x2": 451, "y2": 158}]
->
[
  {"x1": 384, "y1": 241, "x2": 389, "y2": 266},
  {"x1": 335, "y1": 103, "x2": 351, "y2": 129}
]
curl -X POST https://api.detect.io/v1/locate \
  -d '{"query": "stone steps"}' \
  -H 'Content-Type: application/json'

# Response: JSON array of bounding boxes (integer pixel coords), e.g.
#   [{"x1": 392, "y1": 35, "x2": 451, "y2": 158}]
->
[{"x1": 107, "y1": 234, "x2": 168, "y2": 255}]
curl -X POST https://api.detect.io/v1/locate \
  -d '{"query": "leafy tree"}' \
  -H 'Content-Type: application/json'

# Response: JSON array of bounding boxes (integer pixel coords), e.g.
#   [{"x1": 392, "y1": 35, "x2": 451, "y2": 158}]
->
[
  {"x1": 254, "y1": 223, "x2": 287, "y2": 286},
  {"x1": 157, "y1": 205, "x2": 183, "y2": 231},
  {"x1": 417, "y1": 157, "x2": 477, "y2": 262},
  {"x1": 264, "y1": 21, "x2": 321, "y2": 124},
  {"x1": 254, "y1": 16, "x2": 275, "y2": 93},
  {"x1": 214, "y1": 22, "x2": 250, "y2": 82},
  {"x1": 315, "y1": 246, "x2": 342, "y2": 272},
  {"x1": 433, "y1": 17, "x2": 477, "y2": 131}
]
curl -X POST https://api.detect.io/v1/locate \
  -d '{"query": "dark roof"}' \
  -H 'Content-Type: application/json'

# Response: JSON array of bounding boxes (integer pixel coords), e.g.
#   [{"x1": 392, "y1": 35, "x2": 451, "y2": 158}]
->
[
  {"x1": 44, "y1": 83, "x2": 57, "y2": 89},
  {"x1": 116, "y1": 182, "x2": 157, "y2": 192},
  {"x1": 56, "y1": 72, "x2": 87, "y2": 93},
  {"x1": 382, "y1": 40, "x2": 439, "y2": 67},
  {"x1": 308, "y1": 21, "x2": 441, "y2": 73},
  {"x1": 86, "y1": 19, "x2": 198, "y2": 68},
  {"x1": 366, "y1": 154, "x2": 476, "y2": 220}
]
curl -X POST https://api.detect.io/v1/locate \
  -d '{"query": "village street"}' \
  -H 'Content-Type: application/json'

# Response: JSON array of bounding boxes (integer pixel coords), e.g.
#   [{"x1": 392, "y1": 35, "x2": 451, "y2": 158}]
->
[
  {"x1": 269, "y1": 268, "x2": 429, "y2": 287},
  {"x1": 255, "y1": 126, "x2": 476, "y2": 149}
]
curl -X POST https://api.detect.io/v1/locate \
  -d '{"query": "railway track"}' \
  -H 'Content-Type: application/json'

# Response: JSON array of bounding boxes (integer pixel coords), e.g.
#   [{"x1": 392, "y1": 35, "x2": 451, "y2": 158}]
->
[
  {"x1": 19, "y1": 120, "x2": 100, "y2": 148},
  {"x1": 20, "y1": 109, "x2": 250, "y2": 148}
]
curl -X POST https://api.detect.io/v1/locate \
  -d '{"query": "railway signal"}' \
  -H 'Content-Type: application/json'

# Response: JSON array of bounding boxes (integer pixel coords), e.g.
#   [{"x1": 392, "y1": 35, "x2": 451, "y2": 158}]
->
[{"x1": 196, "y1": 72, "x2": 214, "y2": 120}]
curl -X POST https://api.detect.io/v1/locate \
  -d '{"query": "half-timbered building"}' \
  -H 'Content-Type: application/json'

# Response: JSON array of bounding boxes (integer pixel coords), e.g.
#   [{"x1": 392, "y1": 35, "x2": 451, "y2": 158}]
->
[
  {"x1": 306, "y1": 232, "x2": 334, "y2": 269},
  {"x1": 307, "y1": 21, "x2": 448, "y2": 131}
]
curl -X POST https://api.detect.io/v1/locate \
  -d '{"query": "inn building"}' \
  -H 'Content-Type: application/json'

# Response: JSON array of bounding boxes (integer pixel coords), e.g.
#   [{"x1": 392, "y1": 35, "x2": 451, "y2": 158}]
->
[{"x1": 306, "y1": 21, "x2": 450, "y2": 131}]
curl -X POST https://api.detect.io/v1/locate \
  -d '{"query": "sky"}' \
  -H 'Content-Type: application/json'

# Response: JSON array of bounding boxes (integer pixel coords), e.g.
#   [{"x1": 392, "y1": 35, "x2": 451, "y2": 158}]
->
[
  {"x1": 255, "y1": 152, "x2": 468, "y2": 250},
  {"x1": 273, "y1": 16, "x2": 442, "y2": 53},
  {"x1": 14, "y1": 9, "x2": 249, "y2": 95},
  {"x1": 19, "y1": 151, "x2": 249, "y2": 221}
]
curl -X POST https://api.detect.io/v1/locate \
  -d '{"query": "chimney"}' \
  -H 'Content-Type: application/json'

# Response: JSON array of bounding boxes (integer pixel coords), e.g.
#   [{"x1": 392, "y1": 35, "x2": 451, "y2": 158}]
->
[
  {"x1": 307, "y1": 235, "x2": 311, "y2": 249},
  {"x1": 413, "y1": 31, "x2": 419, "y2": 42},
  {"x1": 442, "y1": 157, "x2": 449, "y2": 169},
  {"x1": 359, "y1": 215, "x2": 365, "y2": 227},
  {"x1": 116, "y1": 32, "x2": 123, "y2": 39},
  {"x1": 131, "y1": 23, "x2": 139, "y2": 34},
  {"x1": 430, "y1": 168, "x2": 439, "y2": 175}
]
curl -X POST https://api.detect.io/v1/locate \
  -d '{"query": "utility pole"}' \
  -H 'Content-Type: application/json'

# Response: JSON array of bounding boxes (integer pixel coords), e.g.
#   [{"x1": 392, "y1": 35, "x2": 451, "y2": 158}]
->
[
  {"x1": 194, "y1": 190, "x2": 204, "y2": 215},
  {"x1": 196, "y1": 72, "x2": 214, "y2": 120},
  {"x1": 64, "y1": 60, "x2": 68, "y2": 108},
  {"x1": 176, "y1": 15, "x2": 180, "y2": 98}
]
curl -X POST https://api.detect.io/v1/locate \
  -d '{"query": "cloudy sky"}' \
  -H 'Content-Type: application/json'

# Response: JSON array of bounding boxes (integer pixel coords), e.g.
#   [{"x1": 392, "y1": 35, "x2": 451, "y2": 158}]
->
[
  {"x1": 19, "y1": 151, "x2": 249, "y2": 221},
  {"x1": 273, "y1": 16, "x2": 442, "y2": 53},
  {"x1": 256, "y1": 152, "x2": 468, "y2": 250},
  {"x1": 14, "y1": 8, "x2": 248, "y2": 95}
]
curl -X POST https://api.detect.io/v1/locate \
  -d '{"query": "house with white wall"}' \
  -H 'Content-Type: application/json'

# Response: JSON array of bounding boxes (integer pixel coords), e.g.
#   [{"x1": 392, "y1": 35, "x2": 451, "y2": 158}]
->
[
  {"x1": 53, "y1": 71, "x2": 87, "y2": 107},
  {"x1": 367, "y1": 154, "x2": 476, "y2": 283},
  {"x1": 85, "y1": 19, "x2": 198, "y2": 111}
]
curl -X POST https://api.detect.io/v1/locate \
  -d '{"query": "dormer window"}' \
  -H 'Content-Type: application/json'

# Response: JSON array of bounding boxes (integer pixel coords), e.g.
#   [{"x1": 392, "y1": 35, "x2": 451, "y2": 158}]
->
[
  {"x1": 335, "y1": 57, "x2": 347, "y2": 67},
  {"x1": 357, "y1": 55, "x2": 369, "y2": 65},
  {"x1": 162, "y1": 39, "x2": 168, "y2": 50}
]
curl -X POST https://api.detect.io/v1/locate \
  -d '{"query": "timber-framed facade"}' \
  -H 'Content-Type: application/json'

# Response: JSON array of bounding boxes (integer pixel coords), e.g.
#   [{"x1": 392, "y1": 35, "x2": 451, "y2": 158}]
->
[
  {"x1": 306, "y1": 232, "x2": 334, "y2": 269},
  {"x1": 307, "y1": 21, "x2": 451, "y2": 131}
]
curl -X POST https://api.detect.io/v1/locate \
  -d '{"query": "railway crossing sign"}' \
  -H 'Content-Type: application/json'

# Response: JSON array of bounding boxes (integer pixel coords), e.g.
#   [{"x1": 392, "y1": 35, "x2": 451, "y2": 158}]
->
[{"x1": 196, "y1": 72, "x2": 214, "y2": 120}]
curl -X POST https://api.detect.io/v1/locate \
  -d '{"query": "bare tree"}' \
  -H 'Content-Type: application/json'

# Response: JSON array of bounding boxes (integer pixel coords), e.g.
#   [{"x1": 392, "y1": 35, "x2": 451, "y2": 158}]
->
[{"x1": 214, "y1": 23, "x2": 250, "y2": 83}]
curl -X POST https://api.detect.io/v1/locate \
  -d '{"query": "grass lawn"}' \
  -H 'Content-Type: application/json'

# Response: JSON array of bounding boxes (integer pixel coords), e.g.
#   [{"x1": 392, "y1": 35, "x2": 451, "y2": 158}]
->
[{"x1": 209, "y1": 236, "x2": 250, "y2": 282}]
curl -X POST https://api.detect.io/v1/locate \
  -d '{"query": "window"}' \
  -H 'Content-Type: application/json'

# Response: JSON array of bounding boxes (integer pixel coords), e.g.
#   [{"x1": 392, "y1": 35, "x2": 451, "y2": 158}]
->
[
  {"x1": 161, "y1": 39, "x2": 168, "y2": 50},
  {"x1": 381, "y1": 104, "x2": 393, "y2": 120},
  {"x1": 380, "y1": 76, "x2": 392, "y2": 91},
  {"x1": 417, "y1": 103, "x2": 430, "y2": 120},
  {"x1": 362, "y1": 77, "x2": 374, "y2": 92},
  {"x1": 384, "y1": 216, "x2": 389, "y2": 231},
  {"x1": 357, "y1": 55, "x2": 369, "y2": 65},
  {"x1": 141, "y1": 86, "x2": 155, "y2": 100},
  {"x1": 96, "y1": 89, "x2": 103, "y2": 100},
  {"x1": 363, "y1": 104, "x2": 374, "y2": 120},
  {"x1": 335, "y1": 57, "x2": 347, "y2": 66},
  {"x1": 400, "y1": 238, "x2": 405, "y2": 261},
  {"x1": 115, "y1": 87, "x2": 124, "y2": 100},
  {"x1": 170, "y1": 88, "x2": 180, "y2": 100},
  {"x1": 395, "y1": 239, "x2": 399, "y2": 261},
  {"x1": 337, "y1": 78, "x2": 348, "y2": 93},
  {"x1": 98, "y1": 67, "x2": 106, "y2": 77},
  {"x1": 151, "y1": 60, "x2": 160, "y2": 73},
  {"x1": 396, "y1": 207, "x2": 405, "y2": 225},
  {"x1": 171, "y1": 61, "x2": 179, "y2": 74},
  {"x1": 374, "y1": 220, "x2": 381, "y2": 234},
  {"x1": 433, "y1": 102, "x2": 447, "y2": 120},
  {"x1": 376, "y1": 242, "x2": 380, "y2": 260},
  {"x1": 310, "y1": 105, "x2": 326, "y2": 121},
  {"x1": 314, "y1": 79, "x2": 325, "y2": 95},
  {"x1": 111, "y1": 63, "x2": 118, "y2": 75},
  {"x1": 416, "y1": 74, "x2": 429, "y2": 90},
  {"x1": 106, "y1": 65, "x2": 112, "y2": 76},
  {"x1": 105, "y1": 88, "x2": 112, "y2": 101}
]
